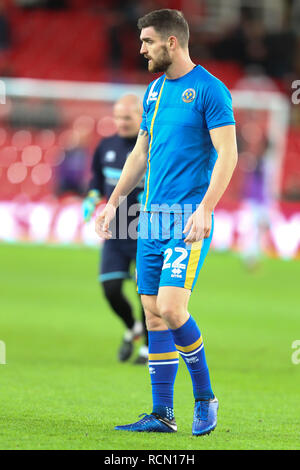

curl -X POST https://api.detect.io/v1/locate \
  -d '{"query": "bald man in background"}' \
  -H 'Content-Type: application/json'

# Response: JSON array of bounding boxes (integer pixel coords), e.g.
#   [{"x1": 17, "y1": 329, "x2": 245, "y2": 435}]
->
[{"x1": 83, "y1": 95, "x2": 148, "y2": 364}]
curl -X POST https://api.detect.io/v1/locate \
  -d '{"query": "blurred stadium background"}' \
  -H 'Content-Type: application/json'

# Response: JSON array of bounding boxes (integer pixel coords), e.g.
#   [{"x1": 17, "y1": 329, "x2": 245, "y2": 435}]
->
[
  {"x1": 0, "y1": 0, "x2": 299, "y2": 256},
  {"x1": 1, "y1": 0, "x2": 300, "y2": 451}
]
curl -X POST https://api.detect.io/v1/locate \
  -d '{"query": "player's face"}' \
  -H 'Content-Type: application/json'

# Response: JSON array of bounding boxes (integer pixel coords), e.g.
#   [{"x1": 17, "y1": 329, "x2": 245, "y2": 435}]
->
[
  {"x1": 140, "y1": 27, "x2": 172, "y2": 73},
  {"x1": 114, "y1": 103, "x2": 141, "y2": 138}
]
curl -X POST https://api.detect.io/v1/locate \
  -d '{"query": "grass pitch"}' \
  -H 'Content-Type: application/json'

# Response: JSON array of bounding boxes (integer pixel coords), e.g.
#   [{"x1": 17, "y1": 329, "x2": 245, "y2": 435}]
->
[{"x1": 0, "y1": 243, "x2": 299, "y2": 450}]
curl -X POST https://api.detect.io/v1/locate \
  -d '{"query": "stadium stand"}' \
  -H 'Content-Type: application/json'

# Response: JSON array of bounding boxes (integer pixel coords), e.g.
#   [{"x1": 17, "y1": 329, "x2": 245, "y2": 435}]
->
[{"x1": 0, "y1": 0, "x2": 299, "y2": 209}]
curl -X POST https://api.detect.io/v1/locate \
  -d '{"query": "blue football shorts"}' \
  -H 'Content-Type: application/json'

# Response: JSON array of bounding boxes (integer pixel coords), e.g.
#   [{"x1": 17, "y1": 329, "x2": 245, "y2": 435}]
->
[{"x1": 136, "y1": 211, "x2": 214, "y2": 295}]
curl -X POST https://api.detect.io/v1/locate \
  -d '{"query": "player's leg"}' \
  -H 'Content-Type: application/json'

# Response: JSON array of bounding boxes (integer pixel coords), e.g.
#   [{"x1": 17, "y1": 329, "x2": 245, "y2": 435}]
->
[
  {"x1": 100, "y1": 240, "x2": 141, "y2": 361},
  {"x1": 115, "y1": 294, "x2": 178, "y2": 433},
  {"x1": 157, "y1": 286, "x2": 214, "y2": 396},
  {"x1": 115, "y1": 212, "x2": 178, "y2": 432},
  {"x1": 142, "y1": 295, "x2": 178, "y2": 425},
  {"x1": 133, "y1": 296, "x2": 149, "y2": 364},
  {"x1": 122, "y1": 241, "x2": 149, "y2": 365},
  {"x1": 135, "y1": 213, "x2": 179, "y2": 422},
  {"x1": 156, "y1": 214, "x2": 218, "y2": 436},
  {"x1": 157, "y1": 285, "x2": 218, "y2": 435},
  {"x1": 101, "y1": 278, "x2": 142, "y2": 361},
  {"x1": 102, "y1": 278, "x2": 134, "y2": 330}
]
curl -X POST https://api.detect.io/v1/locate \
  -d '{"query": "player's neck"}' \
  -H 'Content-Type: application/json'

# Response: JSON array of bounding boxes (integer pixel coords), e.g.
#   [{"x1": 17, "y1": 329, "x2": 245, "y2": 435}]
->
[{"x1": 165, "y1": 54, "x2": 196, "y2": 80}]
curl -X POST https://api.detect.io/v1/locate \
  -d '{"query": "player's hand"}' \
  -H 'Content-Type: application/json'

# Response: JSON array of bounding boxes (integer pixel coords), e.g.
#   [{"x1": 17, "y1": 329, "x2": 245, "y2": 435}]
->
[
  {"x1": 82, "y1": 199, "x2": 96, "y2": 222},
  {"x1": 82, "y1": 190, "x2": 100, "y2": 223},
  {"x1": 183, "y1": 203, "x2": 212, "y2": 244},
  {"x1": 95, "y1": 203, "x2": 116, "y2": 240}
]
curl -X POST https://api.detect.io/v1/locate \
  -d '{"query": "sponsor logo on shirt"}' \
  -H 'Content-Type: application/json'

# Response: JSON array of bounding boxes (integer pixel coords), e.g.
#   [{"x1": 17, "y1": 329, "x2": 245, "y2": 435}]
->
[
  {"x1": 105, "y1": 150, "x2": 116, "y2": 162},
  {"x1": 148, "y1": 91, "x2": 158, "y2": 102},
  {"x1": 182, "y1": 88, "x2": 196, "y2": 103},
  {"x1": 146, "y1": 78, "x2": 161, "y2": 105}
]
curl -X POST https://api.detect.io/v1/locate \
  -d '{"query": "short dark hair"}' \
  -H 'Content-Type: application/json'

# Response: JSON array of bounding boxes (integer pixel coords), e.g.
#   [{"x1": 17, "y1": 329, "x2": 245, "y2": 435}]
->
[{"x1": 137, "y1": 9, "x2": 189, "y2": 48}]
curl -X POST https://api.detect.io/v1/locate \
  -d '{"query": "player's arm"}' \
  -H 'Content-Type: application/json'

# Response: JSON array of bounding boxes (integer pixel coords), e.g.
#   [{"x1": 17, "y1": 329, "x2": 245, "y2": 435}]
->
[
  {"x1": 184, "y1": 124, "x2": 238, "y2": 243},
  {"x1": 107, "y1": 129, "x2": 148, "y2": 208},
  {"x1": 203, "y1": 124, "x2": 238, "y2": 212},
  {"x1": 95, "y1": 129, "x2": 149, "y2": 239},
  {"x1": 82, "y1": 144, "x2": 105, "y2": 222}
]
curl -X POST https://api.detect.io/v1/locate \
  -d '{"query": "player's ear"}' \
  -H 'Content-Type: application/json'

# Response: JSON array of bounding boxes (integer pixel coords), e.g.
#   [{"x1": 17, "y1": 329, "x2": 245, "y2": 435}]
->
[{"x1": 168, "y1": 36, "x2": 177, "y2": 50}]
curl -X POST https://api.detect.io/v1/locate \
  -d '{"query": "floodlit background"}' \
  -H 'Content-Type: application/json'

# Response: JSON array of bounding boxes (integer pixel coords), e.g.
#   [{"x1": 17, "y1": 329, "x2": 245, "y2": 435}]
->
[
  {"x1": 0, "y1": 0, "x2": 299, "y2": 256},
  {"x1": 0, "y1": 0, "x2": 300, "y2": 451}
]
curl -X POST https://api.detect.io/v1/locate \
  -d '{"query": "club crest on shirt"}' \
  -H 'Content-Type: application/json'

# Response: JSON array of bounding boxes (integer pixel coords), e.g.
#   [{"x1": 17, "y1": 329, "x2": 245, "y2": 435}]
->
[{"x1": 182, "y1": 88, "x2": 196, "y2": 103}]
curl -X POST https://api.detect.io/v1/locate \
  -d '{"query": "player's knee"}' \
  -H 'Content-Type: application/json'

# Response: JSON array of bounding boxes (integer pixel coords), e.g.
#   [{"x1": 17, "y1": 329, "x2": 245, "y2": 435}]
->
[
  {"x1": 145, "y1": 311, "x2": 165, "y2": 331},
  {"x1": 141, "y1": 295, "x2": 160, "y2": 317},
  {"x1": 102, "y1": 279, "x2": 122, "y2": 302},
  {"x1": 144, "y1": 308, "x2": 163, "y2": 330},
  {"x1": 157, "y1": 303, "x2": 186, "y2": 328}
]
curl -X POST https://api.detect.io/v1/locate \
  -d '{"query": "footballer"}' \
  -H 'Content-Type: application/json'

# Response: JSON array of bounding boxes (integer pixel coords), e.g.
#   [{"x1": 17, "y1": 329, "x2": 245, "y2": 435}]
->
[{"x1": 96, "y1": 9, "x2": 237, "y2": 436}]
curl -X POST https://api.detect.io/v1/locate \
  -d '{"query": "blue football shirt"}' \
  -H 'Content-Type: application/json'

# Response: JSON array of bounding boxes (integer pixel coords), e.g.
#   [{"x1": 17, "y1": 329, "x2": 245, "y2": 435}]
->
[{"x1": 140, "y1": 64, "x2": 235, "y2": 213}]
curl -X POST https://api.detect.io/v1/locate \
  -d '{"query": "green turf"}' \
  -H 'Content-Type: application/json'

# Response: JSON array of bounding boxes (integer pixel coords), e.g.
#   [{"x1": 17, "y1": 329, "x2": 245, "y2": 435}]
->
[{"x1": 0, "y1": 243, "x2": 299, "y2": 450}]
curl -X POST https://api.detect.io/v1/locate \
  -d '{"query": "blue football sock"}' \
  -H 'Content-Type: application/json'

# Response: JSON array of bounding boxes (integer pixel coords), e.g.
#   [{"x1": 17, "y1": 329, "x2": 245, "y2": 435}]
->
[
  {"x1": 148, "y1": 330, "x2": 179, "y2": 420},
  {"x1": 170, "y1": 316, "x2": 214, "y2": 401}
]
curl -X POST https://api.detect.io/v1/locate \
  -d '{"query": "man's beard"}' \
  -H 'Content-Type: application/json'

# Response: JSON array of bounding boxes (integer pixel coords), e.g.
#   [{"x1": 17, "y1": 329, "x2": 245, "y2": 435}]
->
[{"x1": 148, "y1": 46, "x2": 172, "y2": 73}]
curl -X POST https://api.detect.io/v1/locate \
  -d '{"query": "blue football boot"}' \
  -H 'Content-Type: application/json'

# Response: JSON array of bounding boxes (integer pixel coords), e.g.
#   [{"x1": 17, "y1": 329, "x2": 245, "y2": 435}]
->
[
  {"x1": 115, "y1": 413, "x2": 177, "y2": 433},
  {"x1": 192, "y1": 397, "x2": 219, "y2": 436}
]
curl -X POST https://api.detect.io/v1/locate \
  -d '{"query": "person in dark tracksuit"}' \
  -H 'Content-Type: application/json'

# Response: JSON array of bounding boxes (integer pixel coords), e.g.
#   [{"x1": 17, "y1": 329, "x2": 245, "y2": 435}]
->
[{"x1": 82, "y1": 95, "x2": 148, "y2": 364}]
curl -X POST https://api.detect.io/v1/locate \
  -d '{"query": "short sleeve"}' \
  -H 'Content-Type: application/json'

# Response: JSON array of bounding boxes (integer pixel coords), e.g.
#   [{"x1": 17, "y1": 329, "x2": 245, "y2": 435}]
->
[
  {"x1": 203, "y1": 80, "x2": 235, "y2": 131},
  {"x1": 140, "y1": 84, "x2": 151, "y2": 131}
]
